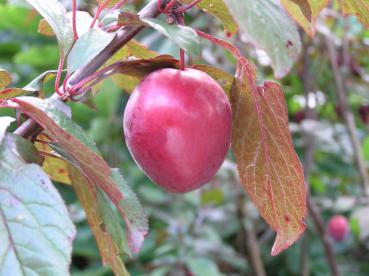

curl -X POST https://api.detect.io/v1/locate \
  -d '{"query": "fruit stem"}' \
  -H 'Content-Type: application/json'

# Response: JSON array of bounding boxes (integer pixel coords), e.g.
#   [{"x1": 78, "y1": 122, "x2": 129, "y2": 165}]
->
[
  {"x1": 157, "y1": 0, "x2": 177, "y2": 14},
  {"x1": 179, "y1": 49, "x2": 185, "y2": 70},
  {"x1": 72, "y1": 0, "x2": 78, "y2": 40},
  {"x1": 174, "y1": 0, "x2": 203, "y2": 13},
  {"x1": 90, "y1": 0, "x2": 112, "y2": 29},
  {"x1": 178, "y1": 14, "x2": 185, "y2": 70},
  {"x1": 62, "y1": 73, "x2": 71, "y2": 92}
]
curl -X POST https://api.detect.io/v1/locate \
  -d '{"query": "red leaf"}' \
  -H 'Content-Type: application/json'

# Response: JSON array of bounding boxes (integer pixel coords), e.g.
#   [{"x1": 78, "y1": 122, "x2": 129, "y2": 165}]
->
[
  {"x1": 68, "y1": 165, "x2": 129, "y2": 275},
  {"x1": 196, "y1": 30, "x2": 307, "y2": 255},
  {"x1": 231, "y1": 60, "x2": 307, "y2": 255}
]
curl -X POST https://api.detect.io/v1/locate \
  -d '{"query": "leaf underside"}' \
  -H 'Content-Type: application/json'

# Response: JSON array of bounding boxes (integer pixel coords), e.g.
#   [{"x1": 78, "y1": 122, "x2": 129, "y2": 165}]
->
[
  {"x1": 231, "y1": 58, "x2": 306, "y2": 255},
  {"x1": 0, "y1": 134, "x2": 76, "y2": 275},
  {"x1": 224, "y1": 0, "x2": 302, "y2": 78},
  {"x1": 13, "y1": 97, "x2": 147, "y2": 273}
]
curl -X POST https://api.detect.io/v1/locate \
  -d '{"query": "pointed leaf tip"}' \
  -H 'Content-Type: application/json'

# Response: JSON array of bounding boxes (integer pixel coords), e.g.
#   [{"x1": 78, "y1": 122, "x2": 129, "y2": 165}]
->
[
  {"x1": 232, "y1": 64, "x2": 307, "y2": 256},
  {"x1": 271, "y1": 220, "x2": 306, "y2": 256}
]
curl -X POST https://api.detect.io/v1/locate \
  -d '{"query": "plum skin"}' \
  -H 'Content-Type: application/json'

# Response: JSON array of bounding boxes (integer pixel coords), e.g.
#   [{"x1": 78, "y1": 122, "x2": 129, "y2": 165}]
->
[
  {"x1": 327, "y1": 215, "x2": 349, "y2": 242},
  {"x1": 123, "y1": 68, "x2": 232, "y2": 193}
]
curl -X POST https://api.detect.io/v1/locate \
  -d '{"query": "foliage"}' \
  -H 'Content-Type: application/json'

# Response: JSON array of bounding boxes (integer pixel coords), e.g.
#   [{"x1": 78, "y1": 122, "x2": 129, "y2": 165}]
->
[{"x1": 1, "y1": 0, "x2": 369, "y2": 275}]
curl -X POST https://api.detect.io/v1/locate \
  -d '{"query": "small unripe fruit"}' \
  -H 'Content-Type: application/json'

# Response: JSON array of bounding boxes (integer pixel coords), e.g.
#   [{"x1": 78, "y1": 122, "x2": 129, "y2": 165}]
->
[
  {"x1": 123, "y1": 68, "x2": 232, "y2": 193},
  {"x1": 327, "y1": 215, "x2": 349, "y2": 242}
]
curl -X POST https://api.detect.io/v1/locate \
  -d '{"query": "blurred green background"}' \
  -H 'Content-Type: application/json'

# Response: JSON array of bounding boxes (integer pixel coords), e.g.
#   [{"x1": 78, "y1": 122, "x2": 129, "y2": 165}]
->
[{"x1": 2, "y1": 0, "x2": 369, "y2": 275}]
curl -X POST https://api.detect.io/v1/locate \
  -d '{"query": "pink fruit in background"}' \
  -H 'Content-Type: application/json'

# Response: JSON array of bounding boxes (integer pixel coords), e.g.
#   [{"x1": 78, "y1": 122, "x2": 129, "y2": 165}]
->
[
  {"x1": 123, "y1": 68, "x2": 232, "y2": 193},
  {"x1": 358, "y1": 105, "x2": 369, "y2": 124},
  {"x1": 293, "y1": 110, "x2": 306, "y2": 124},
  {"x1": 327, "y1": 215, "x2": 349, "y2": 242}
]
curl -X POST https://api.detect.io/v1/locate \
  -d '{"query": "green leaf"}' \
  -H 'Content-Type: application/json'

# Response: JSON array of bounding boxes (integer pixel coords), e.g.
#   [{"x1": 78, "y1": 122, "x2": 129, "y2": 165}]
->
[
  {"x1": 179, "y1": 0, "x2": 238, "y2": 36},
  {"x1": 187, "y1": 258, "x2": 224, "y2": 276},
  {"x1": 339, "y1": 1, "x2": 369, "y2": 29},
  {"x1": 0, "y1": 70, "x2": 56, "y2": 101},
  {"x1": 24, "y1": 0, "x2": 74, "y2": 55},
  {"x1": 0, "y1": 4, "x2": 40, "y2": 33},
  {"x1": 14, "y1": 45, "x2": 59, "y2": 68},
  {"x1": 68, "y1": 165, "x2": 129, "y2": 275},
  {"x1": 102, "y1": 40, "x2": 158, "y2": 93},
  {"x1": 141, "y1": 17, "x2": 201, "y2": 57},
  {"x1": 38, "y1": 11, "x2": 94, "y2": 38},
  {"x1": 0, "y1": 68, "x2": 11, "y2": 90},
  {"x1": 201, "y1": 188, "x2": 225, "y2": 206},
  {"x1": 0, "y1": 135, "x2": 76, "y2": 276},
  {"x1": 0, "y1": 117, "x2": 15, "y2": 144},
  {"x1": 7, "y1": 133, "x2": 44, "y2": 165},
  {"x1": 23, "y1": 70, "x2": 57, "y2": 92},
  {"x1": 111, "y1": 55, "x2": 179, "y2": 94},
  {"x1": 362, "y1": 135, "x2": 369, "y2": 160},
  {"x1": 224, "y1": 0, "x2": 302, "y2": 78},
  {"x1": 67, "y1": 29, "x2": 116, "y2": 73},
  {"x1": 0, "y1": 88, "x2": 27, "y2": 101},
  {"x1": 13, "y1": 97, "x2": 148, "y2": 255}
]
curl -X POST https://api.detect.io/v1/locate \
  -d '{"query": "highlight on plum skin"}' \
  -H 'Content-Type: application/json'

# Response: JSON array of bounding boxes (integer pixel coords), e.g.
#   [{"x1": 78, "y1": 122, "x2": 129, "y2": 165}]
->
[
  {"x1": 123, "y1": 68, "x2": 232, "y2": 193},
  {"x1": 327, "y1": 215, "x2": 349, "y2": 242}
]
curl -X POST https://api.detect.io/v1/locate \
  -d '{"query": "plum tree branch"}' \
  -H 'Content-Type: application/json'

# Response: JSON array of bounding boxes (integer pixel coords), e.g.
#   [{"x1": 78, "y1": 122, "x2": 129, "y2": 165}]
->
[
  {"x1": 69, "y1": 0, "x2": 161, "y2": 86},
  {"x1": 235, "y1": 180, "x2": 266, "y2": 276},
  {"x1": 301, "y1": 42, "x2": 340, "y2": 276},
  {"x1": 14, "y1": 0, "x2": 163, "y2": 138},
  {"x1": 324, "y1": 33, "x2": 369, "y2": 197}
]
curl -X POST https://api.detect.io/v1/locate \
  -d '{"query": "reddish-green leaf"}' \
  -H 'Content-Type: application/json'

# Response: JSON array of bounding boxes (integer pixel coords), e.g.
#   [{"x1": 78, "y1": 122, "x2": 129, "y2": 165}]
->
[
  {"x1": 0, "y1": 69, "x2": 11, "y2": 90},
  {"x1": 12, "y1": 97, "x2": 148, "y2": 255},
  {"x1": 103, "y1": 42, "x2": 158, "y2": 93},
  {"x1": 97, "y1": 0, "x2": 119, "y2": 7},
  {"x1": 114, "y1": 55, "x2": 179, "y2": 75},
  {"x1": 68, "y1": 165, "x2": 129, "y2": 275},
  {"x1": 38, "y1": 18, "x2": 54, "y2": 36},
  {"x1": 191, "y1": 64, "x2": 234, "y2": 97},
  {"x1": 231, "y1": 60, "x2": 306, "y2": 255},
  {"x1": 0, "y1": 88, "x2": 28, "y2": 101},
  {"x1": 118, "y1": 12, "x2": 145, "y2": 27},
  {"x1": 179, "y1": 0, "x2": 238, "y2": 36},
  {"x1": 0, "y1": 70, "x2": 56, "y2": 101},
  {"x1": 34, "y1": 134, "x2": 72, "y2": 185},
  {"x1": 281, "y1": 0, "x2": 328, "y2": 36},
  {"x1": 106, "y1": 40, "x2": 158, "y2": 66},
  {"x1": 0, "y1": 117, "x2": 15, "y2": 144},
  {"x1": 339, "y1": 1, "x2": 369, "y2": 29},
  {"x1": 195, "y1": 30, "x2": 306, "y2": 254}
]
